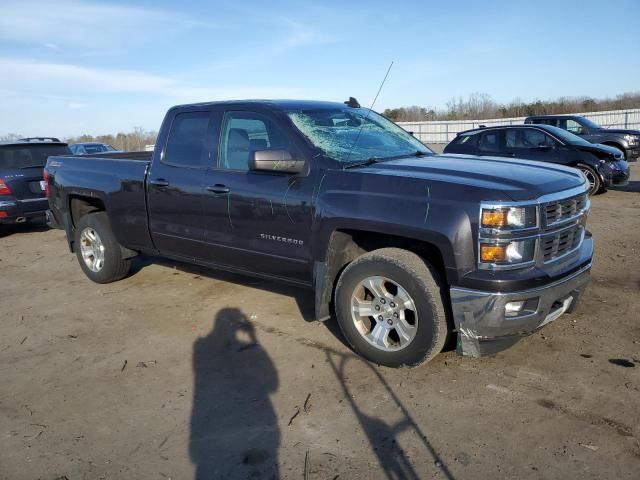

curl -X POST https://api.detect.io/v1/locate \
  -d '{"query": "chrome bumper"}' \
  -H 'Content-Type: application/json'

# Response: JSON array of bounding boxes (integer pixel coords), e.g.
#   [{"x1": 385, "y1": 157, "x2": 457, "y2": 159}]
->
[{"x1": 450, "y1": 262, "x2": 592, "y2": 357}]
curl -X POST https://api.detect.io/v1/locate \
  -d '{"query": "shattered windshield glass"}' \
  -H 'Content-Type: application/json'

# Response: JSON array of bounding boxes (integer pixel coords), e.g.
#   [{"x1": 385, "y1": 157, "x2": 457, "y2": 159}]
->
[{"x1": 286, "y1": 108, "x2": 432, "y2": 164}]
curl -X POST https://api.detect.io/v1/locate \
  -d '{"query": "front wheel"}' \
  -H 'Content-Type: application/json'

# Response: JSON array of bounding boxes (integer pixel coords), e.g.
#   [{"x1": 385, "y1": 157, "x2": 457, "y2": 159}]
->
[
  {"x1": 577, "y1": 163, "x2": 602, "y2": 195},
  {"x1": 74, "y1": 212, "x2": 131, "y2": 283},
  {"x1": 334, "y1": 248, "x2": 448, "y2": 368}
]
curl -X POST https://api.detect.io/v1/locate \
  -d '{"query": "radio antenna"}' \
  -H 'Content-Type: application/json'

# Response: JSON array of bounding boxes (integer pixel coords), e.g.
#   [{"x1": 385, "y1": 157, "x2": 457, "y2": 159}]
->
[{"x1": 345, "y1": 61, "x2": 394, "y2": 163}]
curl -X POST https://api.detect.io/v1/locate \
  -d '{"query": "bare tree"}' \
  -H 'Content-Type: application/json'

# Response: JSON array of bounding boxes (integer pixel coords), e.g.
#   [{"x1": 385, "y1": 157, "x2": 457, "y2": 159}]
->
[{"x1": 384, "y1": 91, "x2": 640, "y2": 122}]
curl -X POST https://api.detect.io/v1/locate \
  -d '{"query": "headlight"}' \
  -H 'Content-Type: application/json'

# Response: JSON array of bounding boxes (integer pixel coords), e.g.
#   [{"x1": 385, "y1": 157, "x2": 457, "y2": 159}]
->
[
  {"x1": 624, "y1": 134, "x2": 633, "y2": 142},
  {"x1": 481, "y1": 206, "x2": 537, "y2": 230},
  {"x1": 480, "y1": 239, "x2": 536, "y2": 265}
]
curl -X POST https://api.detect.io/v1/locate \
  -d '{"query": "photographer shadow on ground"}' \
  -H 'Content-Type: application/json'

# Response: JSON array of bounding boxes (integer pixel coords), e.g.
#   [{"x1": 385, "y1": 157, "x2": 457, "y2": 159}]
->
[{"x1": 189, "y1": 308, "x2": 280, "y2": 479}]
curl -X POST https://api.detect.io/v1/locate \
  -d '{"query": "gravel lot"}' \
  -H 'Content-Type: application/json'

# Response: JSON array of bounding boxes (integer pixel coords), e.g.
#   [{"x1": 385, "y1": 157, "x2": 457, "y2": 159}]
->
[{"x1": 1, "y1": 167, "x2": 639, "y2": 480}]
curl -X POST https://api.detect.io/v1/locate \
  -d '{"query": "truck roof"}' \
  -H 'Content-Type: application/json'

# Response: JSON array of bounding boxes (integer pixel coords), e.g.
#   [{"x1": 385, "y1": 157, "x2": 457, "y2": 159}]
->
[
  {"x1": 171, "y1": 99, "x2": 353, "y2": 111},
  {"x1": 525, "y1": 114, "x2": 583, "y2": 119},
  {"x1": 457, "y1": 123, "x2": 562, "y2": 136}
]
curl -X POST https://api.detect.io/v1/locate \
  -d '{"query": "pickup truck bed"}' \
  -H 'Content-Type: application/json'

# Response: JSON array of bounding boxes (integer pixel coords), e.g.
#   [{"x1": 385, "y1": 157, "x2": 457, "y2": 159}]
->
[{"x1": 47, "y1": 152, "x2": 154, "y2": 252}]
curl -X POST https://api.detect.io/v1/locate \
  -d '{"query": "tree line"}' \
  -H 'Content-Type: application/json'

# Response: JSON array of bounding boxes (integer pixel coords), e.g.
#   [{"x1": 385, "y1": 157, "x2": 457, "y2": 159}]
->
[
  {"x1": 3, "y1": 91, "x2": 639, "y2": 142},
  {"x1": 64, "y1": 127, "x2": 158, "y2": 151},
  {"x1": 383, "y1": 91, "x2": 640, "y2": 122},
  {"x1": 0, "y1": 128, "x2": 158, "y2": 150}
]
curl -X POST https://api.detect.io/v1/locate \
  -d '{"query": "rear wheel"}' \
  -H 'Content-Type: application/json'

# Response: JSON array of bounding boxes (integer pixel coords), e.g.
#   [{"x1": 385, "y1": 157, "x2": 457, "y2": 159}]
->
[
  {"x1": 74, "y1": 212, "x2": 131, "y2": 283},
  {"x1": 577, "y1": 163, "x2": 601, "y2": 195},
  {"x1": 334, "y1": 248, "x2": 448, "y2": 368}
]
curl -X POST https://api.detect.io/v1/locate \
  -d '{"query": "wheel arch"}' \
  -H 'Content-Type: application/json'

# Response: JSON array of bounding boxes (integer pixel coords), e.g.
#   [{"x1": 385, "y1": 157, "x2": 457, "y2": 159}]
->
[
  {"x1": 69, "y1": 195, "x2": 106, "y2": 228},
  {"x1": 313, "y1": 228, "x2": 449, "y2": 322}
]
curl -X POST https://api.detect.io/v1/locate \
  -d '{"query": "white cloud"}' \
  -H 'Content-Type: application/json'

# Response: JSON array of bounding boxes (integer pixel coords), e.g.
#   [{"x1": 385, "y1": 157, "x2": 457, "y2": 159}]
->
[
  {"x1": 67, "y1": 102, "x2": 89, "y2": 109},
  {"x1": 0, "y1": 57, "x2": 306, "y2": 136},
  {"x1": 0, "y1": 58, "x2": 304, "y2": 100},
  {"x1": 0, "y1": 0, "x2": 217, "y2": 51}
]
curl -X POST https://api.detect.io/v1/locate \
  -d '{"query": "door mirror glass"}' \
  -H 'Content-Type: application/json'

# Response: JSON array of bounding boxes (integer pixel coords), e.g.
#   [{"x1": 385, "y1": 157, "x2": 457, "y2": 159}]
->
[{"x1": 249, "y1": 149, "x2": 305, "y2": 174}]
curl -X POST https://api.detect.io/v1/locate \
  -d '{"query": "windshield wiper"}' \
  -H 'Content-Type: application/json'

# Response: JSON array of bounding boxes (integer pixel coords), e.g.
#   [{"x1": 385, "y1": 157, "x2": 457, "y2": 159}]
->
[
  {"x1": 343, "y1": 156, "x2": 385, "y2": 169},
  {"x1": 412, "y1": 150, "x2": 431, "y2": 157},
  {"x1": 343, "y1": 151, "x2": 432, "y2": 169}
]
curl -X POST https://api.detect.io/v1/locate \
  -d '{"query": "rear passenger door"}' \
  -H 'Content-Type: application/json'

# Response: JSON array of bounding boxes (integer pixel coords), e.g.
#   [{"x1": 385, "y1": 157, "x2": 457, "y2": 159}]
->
[
  {"x1": 147, "y1": 109, "x2": 214, "y2": 260},
  {"x1": 476, "y1": 130, "x2": 507, "y2": 157}
]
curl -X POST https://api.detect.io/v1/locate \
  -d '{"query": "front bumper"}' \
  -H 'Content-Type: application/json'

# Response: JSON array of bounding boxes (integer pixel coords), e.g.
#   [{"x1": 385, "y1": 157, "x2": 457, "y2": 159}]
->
[
  {"x1": 45, "y1": 209, "x2": 62, "y2": 229},
  {"x1": 609, "y1": 160, "x2": 630, "y2": 186},
  {"x1": 625, "y1": 146, "x2": 639, "y2": 161},
  {"x1": 0, "y1": 197, "x2": 48, "y2": 223},
  {"x1": 450, "y1": 262, "x2": 592, "y2": 357}
]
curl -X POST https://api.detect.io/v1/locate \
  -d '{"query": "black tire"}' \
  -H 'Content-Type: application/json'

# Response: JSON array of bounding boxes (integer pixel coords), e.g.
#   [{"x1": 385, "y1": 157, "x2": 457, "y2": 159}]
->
[
  {"x1": 74, "y1": 212, "x2": 131, "y2": 283},
  {"x1": 576, "y1": 163, "x2": 601, "y2": 195},
  {"x1": 334, "y1": 248, "x2": 448, "y2": 368}
]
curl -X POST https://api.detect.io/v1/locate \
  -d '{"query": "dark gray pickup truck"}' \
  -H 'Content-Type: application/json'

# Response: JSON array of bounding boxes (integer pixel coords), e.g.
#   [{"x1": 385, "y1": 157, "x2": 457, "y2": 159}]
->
[
  {"x1": 525, "y1": 114, "x2": 640, "y2": 162},
  {"x1": 45, "y1": 100, "x2": 593, "y2": 367}
]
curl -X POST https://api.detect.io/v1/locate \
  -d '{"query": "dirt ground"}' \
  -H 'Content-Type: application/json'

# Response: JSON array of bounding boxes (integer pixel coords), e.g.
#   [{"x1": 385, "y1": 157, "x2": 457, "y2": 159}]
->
[{"x1": 1, "y1": 167, "x2": 639, "y2": 480}]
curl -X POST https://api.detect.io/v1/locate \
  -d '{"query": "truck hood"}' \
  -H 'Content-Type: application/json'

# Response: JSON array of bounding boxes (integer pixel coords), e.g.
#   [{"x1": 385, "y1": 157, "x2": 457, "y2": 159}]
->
[
  {"x1": 595, "y1": 128, "x2": 640, "y2": 135},
  {"x1": 358, "y1": 154, "x2": 586, "y2": 201}
]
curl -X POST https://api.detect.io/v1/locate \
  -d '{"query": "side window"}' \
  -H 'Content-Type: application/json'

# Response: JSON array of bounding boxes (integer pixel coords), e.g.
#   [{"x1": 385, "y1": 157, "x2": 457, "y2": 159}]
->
[
  {"x1": 219, "y1": 111, "x2": 288, "y2": 171},
  {"x1": 478, "y1": 131, "x2": 501, "y2": 152},
  {"x1": 218, "y1": 112, "x2": 288, "y2": 171},
  {"x1": 455, "y1": 133, "x2": 477, "y2": 145},
  {"x1": 566, "y1": 119, "x2": 585, "y2": 135},
  {"x1": 506, "y1": 129, "x2": 556, "y2": 149},
  {"x1": 164, "y1": 111, "x2": 211, "y2": 167}
]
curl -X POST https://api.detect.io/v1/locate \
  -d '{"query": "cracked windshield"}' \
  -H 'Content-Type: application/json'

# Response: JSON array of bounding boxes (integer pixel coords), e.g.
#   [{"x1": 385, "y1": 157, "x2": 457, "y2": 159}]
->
[{"x1": 287, "y1": 108, "x2": 432, "y2": 163}]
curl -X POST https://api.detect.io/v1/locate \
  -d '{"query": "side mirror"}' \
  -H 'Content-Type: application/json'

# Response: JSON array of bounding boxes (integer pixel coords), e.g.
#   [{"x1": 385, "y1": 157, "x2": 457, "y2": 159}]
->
[{"x1": 249, "y1": 149, "x2": 305, "y2": 174}]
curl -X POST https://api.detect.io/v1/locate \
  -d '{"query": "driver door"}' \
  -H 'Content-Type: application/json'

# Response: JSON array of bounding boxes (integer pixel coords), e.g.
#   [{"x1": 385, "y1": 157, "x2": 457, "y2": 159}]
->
[
  {"x1": 503, "y1": 128, "x2": 569, "y2": 164},
  {"x1": 200, "y1": 109, "x2": 315, "y2": 284}
]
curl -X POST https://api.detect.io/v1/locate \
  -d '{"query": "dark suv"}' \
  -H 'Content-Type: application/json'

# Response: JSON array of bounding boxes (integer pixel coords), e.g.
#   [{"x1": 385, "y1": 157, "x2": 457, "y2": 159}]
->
[
  {"x1": 443, "y1": 124, "x2": 629, "y2": 195},
  {"x1": 524, "y1": 115, "x2": 640, "y2": 162},
  {"x1": 69, "y1": 142, "x2": 118, "y2": 155},
  {"x1": 0, "y1": 138, "x2": 71, "y2": 224}
]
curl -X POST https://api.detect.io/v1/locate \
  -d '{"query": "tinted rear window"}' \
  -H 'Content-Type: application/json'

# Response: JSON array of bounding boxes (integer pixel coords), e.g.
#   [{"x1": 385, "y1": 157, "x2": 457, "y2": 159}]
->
[
  {"x1": 0, "y1": 144, "x2": 71, "y2": 169},
  {"x1": 454, "y1": 133, "x2": 477, "y2": 145},
  {"x1": 80, "y1": 144, "x2": 116, "y2": 154},
  {"x1": 164, "y1": 111, "x2": 211, "y2": 167}
]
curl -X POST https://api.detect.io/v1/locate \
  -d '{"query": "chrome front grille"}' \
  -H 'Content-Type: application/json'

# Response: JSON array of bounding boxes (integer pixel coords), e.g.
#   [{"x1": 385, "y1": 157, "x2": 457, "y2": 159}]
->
[
  {"x1": 543, "y1": 194, "x2": 588, "y2": 228},
  {"x1": 541, "y1": 225, "x2": 584, "y2": 262},
  {"x1": 478, "y1": 185, "x2": 590, "y2": 270}
]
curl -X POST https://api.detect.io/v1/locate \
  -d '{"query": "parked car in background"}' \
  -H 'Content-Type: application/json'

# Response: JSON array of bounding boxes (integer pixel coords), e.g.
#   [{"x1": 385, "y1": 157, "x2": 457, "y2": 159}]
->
[
  {"x1": 69, "y1": 142, "x2": 118, "y2": 155},
  {"x1": 0, "y1": 137, "x2": 71, "y2": 224},
  {"x1": 524, "y1": 115, "x2": 640, "y2": 162},
  {"x1": 443, "y1": 124, "x2": 629, "y2": 195},
  {"x1": 45, "y1": 100, "x2": 593, "y2": 367}
]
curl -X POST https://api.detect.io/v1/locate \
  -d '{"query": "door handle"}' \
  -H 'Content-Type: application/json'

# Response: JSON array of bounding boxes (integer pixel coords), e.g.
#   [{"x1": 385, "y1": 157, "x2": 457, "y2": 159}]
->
[
  {"x1": 206, "y1": 184, "x2": 230, "y2": 194},
  {"x1": 149, "y1": 178, "x2": 169, "y2": 187}
]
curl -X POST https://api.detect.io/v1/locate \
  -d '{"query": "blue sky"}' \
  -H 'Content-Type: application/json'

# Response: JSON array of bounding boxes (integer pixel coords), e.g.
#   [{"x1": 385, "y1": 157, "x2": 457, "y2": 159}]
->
[{"x1": 1, "y1": 0, "x2": 639, "y2": 137}]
